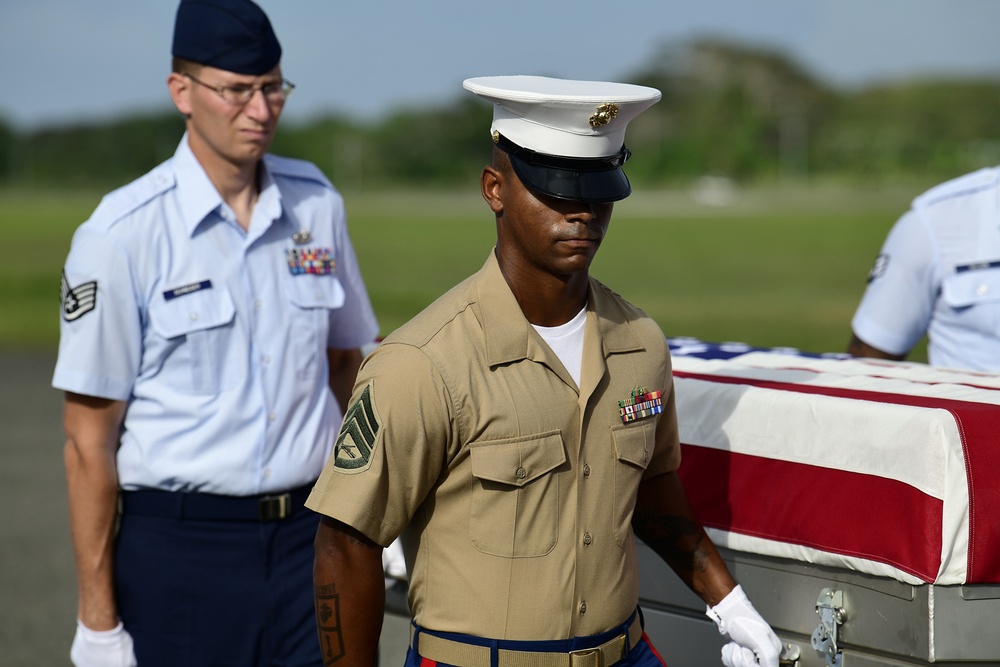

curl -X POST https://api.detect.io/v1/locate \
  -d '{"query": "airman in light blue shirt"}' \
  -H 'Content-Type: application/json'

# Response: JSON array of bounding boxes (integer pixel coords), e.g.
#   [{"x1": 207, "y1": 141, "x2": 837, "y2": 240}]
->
[
  {"x1": 849, "y1": 167, "x2": 1000, "y2": 372},
  {"x1": 55, "y1": 134, "x2": 377, "y2": 493},
  {"x1": 52, "y1": 1, "x2": 378, "y2": 665}
]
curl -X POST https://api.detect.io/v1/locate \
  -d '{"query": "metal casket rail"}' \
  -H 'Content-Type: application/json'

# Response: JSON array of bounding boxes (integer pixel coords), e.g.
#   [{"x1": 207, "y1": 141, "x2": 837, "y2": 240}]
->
[{"x1": 638, "y1": 543, "x2": 1000, "y2": 666}]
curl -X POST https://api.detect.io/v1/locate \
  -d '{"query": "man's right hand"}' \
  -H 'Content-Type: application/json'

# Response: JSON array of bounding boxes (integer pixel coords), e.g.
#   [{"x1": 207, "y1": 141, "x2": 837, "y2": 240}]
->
[{"x1": 70, "y1": 620, "x2": 137, "y2": 667}]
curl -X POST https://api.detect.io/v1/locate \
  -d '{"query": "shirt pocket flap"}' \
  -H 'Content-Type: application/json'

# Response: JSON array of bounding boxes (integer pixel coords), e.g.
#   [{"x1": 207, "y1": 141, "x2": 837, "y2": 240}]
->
[
  {"x1": 286, "y1": 274, "x2": 346, "y2": 310},
  {"x1": 941, "y1": 269, "x2": 1000, "y2": 308},
  {"x1": 611, "y1": 421, "x2": 656, "y2": 469},
  {"x1": 151, "y1": 288, "x2": 236, "y2": 339},
  {"x1": 470, "y1": 432, "x2": 567, "y2": 488}
]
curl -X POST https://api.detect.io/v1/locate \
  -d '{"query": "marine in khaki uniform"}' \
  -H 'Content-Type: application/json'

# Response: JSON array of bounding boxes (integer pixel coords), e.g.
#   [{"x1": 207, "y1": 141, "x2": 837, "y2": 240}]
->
[{"x1": 307, "y1": 76, "x2": 781, "y2": 667}]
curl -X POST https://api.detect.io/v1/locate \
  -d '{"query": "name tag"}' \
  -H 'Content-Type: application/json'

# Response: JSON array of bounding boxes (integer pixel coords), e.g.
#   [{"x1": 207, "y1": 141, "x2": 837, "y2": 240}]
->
[
  {"x1": 956, "y1": 260, "x2": 1000, "y2": 273},
  {"x1": 163, "y1": 280, "x2": 212, "y2": 301}
]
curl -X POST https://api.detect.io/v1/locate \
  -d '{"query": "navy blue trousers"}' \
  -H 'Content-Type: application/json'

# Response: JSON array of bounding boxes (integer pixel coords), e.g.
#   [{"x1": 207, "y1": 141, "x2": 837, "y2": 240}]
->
[{"x1": 115, "y1": 503, "x2": 322, "y2": 667}]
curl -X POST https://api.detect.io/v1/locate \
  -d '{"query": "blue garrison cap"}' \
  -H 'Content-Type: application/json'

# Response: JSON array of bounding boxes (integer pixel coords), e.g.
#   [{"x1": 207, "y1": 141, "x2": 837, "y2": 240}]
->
[{"x1": 172, "y1": 0, "x2": 282, "y2": 75}]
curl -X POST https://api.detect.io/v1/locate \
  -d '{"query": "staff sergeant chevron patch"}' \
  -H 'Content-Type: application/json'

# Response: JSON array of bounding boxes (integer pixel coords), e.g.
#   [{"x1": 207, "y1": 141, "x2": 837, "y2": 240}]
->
[
  {"x1": 333, "y1": 384, "x2": 381, "y2": 472},
  {"x1": 61, "y1": 271, "x2": 97, "y2": 321}
]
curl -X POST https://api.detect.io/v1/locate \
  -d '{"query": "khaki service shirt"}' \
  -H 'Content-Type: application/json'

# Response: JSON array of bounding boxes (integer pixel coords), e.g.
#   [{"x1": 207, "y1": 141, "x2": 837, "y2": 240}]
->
[{"x1": 307, "y1": 251, "x2": 680, "y2": 640}]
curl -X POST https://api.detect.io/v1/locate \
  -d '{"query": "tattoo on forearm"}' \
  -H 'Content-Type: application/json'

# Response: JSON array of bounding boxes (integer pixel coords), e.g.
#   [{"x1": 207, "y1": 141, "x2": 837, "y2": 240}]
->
[
  {"x1": 633, "y1": 510, "x2": 711, "y2": 574},
  {"x1": 315, "y1": 583, "x2": 345, "y2": 665}
]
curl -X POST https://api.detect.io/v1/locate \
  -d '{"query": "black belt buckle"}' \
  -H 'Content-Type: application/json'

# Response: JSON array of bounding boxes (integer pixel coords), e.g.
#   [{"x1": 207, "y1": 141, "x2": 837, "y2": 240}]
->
[{"x1": 258, "y1": 493, "x2": 292, "y2": 521}]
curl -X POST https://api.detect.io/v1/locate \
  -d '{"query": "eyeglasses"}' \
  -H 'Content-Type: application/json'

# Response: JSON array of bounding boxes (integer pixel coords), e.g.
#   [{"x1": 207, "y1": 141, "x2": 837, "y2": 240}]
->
[{"x1": 184, "y1": 72, "x2": 295, "y2": 106}]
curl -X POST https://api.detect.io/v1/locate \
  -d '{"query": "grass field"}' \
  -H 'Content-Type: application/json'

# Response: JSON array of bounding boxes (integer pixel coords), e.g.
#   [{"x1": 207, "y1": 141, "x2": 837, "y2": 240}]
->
[{"x1": 0, "y1": 183, "x2": 930, "y2": 361}]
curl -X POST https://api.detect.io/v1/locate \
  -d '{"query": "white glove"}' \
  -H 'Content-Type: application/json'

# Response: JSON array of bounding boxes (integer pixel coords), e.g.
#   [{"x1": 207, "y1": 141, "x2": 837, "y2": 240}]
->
[
  {"x1": 706, "y1": 585, "x2": 781, "y2": 667},
  {"x1": 70, "y1": 620, "x2": 138, "y2": 667}
]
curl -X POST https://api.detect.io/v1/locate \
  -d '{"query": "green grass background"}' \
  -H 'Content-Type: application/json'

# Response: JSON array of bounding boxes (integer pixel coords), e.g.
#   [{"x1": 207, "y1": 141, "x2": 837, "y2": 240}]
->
[{"x1": 0, "y1": 184, "x2": 930, "y2": 361}]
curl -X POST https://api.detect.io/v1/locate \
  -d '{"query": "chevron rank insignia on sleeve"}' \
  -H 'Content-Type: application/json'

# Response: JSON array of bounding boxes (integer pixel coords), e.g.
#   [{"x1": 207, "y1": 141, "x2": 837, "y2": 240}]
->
[
  {"x1": 333, "y1": 384, "x2": 381, "y2": 472},
  {"x1": 61, "y1": 271, "x2": 98, "y2": 322}
]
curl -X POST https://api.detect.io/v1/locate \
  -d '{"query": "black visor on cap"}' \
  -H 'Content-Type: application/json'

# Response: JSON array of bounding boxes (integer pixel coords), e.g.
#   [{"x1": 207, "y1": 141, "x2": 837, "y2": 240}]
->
[{"x1": 495, "y1": 133, "x2": 632, "y2": 203}]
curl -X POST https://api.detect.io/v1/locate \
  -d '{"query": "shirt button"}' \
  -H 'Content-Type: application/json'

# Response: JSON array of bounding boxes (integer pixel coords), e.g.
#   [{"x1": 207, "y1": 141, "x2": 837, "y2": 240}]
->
[
  {"x1": 515, "y1": 466, "x2": 526, "y2": 479},
  {"x1": 189, "y1": 312, "x2": 199, "y2": 321},
  {"x1": 254, "y1": 299, "x2": 263, "y2": 310},
  {"x1": 579, "y1": 601, "x2": 587, "y2": 615},
  {"x1": 268, "y1": 412, "x2": 277, "y2": 422},
  {"x1": 978, "y1": 283, "x2": 989, "y2": 296},
  {"x1": 583, "y1": 464, "x2": 591, "y2": 477},
  {"x1": 261, "y1": 354, "x2": 271, "y2": 364},
  {"x1": 263, "y1": 468, "x2": 272, "y2": 478},
  {"x1": 583, "y1": 532, "x2": 592, "y2": 546}
]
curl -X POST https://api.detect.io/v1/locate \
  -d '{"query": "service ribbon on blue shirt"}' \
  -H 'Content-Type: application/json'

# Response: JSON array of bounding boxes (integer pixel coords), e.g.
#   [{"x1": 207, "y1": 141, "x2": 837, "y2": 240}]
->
[
  {"x1": 618, "y1": 387, "x2": 663, "y2": 424},
  {"x1": 287, "y1": 247, "x2": 335, "y2": 275}
]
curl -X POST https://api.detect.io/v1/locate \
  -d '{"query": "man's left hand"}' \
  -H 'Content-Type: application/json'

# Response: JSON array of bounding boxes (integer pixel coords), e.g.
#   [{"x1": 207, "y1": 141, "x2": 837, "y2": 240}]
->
[{"x1": 706, "y1": 585, "x2": 781, "y2": 667}]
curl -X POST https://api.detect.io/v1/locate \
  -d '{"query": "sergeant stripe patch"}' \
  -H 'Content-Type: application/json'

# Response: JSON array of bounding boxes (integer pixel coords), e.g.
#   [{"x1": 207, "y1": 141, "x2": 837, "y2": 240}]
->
[
  {"x1": 333, "y1": 384, "x2": 380, "y2": 472},
  {"x1": 61, "y1": 271, "x2": 97, "y2": 322}
]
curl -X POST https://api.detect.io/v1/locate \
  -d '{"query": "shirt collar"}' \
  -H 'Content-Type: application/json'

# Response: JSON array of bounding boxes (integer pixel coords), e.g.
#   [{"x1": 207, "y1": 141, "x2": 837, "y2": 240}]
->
[
  {"x1": 246, "y1": 161, "x2": 284, "y2": 245},
  {"x1": 173, "y1": 134, "x2": 225, "y2": 237},
  {"x1": 172, "y1": 134, "x2": 285, "y2": 239},
  {"x1": 476, "y1": 251, "x2": 645, "y2": 368}
]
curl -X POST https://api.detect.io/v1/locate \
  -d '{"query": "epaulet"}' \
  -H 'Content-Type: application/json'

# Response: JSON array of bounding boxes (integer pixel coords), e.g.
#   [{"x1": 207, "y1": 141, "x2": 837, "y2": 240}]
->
[
  {"x1": 88, "y1": 161, "x2": 177, "y2": 230},
  {"x1": 912, "y1": 167, "x2": 1000, "y2": 210},
  {"x1": 264, "y1": 154, "x2": 334, "y2": 190}
]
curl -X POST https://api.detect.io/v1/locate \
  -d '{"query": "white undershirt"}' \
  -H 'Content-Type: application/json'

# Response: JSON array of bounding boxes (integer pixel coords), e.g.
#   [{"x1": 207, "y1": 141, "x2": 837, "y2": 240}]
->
[{"x1": 531, "y1": 306, "x2": 587, "y2": 387}]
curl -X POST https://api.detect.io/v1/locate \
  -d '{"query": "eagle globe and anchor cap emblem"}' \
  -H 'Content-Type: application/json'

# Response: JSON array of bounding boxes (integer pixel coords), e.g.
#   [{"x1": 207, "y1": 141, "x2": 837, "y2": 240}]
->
[
  {"x1": 589, "y1": 102, "x2": 619, "y2": 128},
  {"x1": 464, "y1": 75, "x2": 660, "y2": 203}
]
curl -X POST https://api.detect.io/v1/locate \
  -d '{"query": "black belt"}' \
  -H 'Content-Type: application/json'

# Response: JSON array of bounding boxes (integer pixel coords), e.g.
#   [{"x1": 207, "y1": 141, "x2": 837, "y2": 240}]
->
[{"x1": 120, "y1": 483, "x2": 314, "y2": 522}]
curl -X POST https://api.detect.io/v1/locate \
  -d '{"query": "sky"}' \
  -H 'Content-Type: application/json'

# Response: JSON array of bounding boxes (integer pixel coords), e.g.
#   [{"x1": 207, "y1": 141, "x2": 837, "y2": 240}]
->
[{"x1": 2, "y1": 0, "x2": 999, "y2": 131}]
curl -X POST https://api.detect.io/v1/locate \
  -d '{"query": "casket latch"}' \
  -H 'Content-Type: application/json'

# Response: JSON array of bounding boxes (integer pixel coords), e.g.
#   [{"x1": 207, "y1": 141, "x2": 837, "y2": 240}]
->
[{"x1": 811, "y1": 588, "x2": 846, "y2": 667}]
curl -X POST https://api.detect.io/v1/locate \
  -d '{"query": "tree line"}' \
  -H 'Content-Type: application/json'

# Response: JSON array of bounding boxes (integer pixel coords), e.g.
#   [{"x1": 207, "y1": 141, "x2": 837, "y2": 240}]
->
[{"x1": 3, "y1": 38, "x2": 1000, "y2": 191}]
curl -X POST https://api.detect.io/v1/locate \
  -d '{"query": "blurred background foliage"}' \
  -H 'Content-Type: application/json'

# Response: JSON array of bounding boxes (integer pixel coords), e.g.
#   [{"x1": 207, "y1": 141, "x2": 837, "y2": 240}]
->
[{"x1": 3, "y1": 38, "x2": 999, "y2": 192}]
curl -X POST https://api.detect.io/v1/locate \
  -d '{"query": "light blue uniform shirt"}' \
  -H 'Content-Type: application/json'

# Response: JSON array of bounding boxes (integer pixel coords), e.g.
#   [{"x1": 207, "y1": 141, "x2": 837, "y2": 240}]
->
[
  {"x1": 53, "y1": 136, "x2": 379, "y2": 495},
  {"x1": 851, "y1": 166, "x2": 1000, "y2": 372}
]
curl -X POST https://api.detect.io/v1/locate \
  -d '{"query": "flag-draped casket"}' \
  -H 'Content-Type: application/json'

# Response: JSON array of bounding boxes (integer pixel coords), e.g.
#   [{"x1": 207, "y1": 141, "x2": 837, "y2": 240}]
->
[
  {"x1": 636, "y1": 340, "x2": 1000, "y2": 666},
  {"x1": 673, "y1": 348, "x2": 1000, "y2": 586}
]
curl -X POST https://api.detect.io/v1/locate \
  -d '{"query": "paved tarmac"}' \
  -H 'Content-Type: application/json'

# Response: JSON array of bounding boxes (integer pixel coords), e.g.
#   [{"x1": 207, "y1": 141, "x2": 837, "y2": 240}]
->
[{"x1": 0, "y1": 350, "x2": 409, "y2": 667}]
